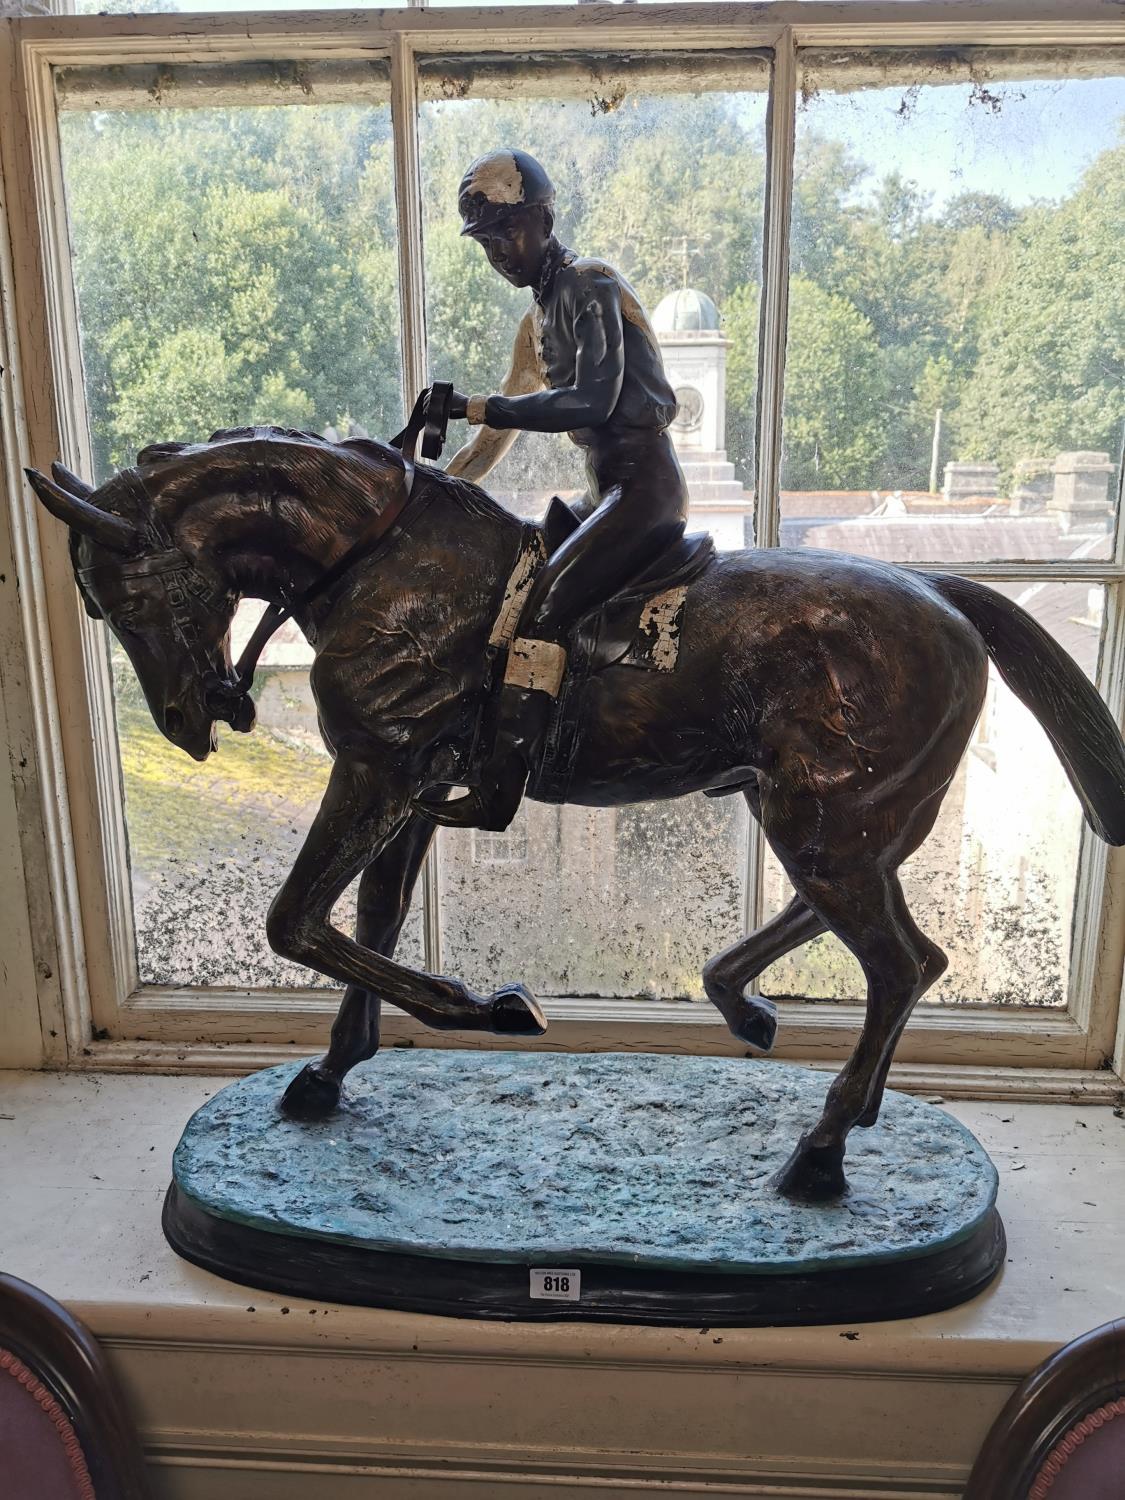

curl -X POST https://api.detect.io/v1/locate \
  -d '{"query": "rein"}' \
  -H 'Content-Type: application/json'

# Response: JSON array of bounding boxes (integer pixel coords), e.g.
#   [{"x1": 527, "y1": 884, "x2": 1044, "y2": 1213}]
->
[{"x1": 82, "y1": 395, "x2": 447, "y2": 732}]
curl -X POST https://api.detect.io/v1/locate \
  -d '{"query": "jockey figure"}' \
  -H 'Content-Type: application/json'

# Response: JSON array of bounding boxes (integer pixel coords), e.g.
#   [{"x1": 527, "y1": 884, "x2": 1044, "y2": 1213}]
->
[{"x1": 414, "y1": 148, "x2": 688, "y2": 832}]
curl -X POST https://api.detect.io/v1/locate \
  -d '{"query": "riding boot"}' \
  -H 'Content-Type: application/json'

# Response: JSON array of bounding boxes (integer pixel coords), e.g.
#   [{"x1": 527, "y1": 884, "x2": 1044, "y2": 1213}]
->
[{"x1": 413, "y1": 682, "x2": 555, "y2": 831}]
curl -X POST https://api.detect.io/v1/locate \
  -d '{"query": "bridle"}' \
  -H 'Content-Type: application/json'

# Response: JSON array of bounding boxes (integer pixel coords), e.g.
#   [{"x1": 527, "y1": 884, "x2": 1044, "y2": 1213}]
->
[{"x1": 77, "y1": 387, "x2": 452, "y2": 734}]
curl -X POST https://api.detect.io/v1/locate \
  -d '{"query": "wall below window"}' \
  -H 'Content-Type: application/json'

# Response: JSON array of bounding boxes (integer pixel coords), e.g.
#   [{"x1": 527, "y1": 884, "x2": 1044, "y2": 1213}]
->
[{"x1": 1, "y1": 1070, "x2": 1121, "y2": 1498}]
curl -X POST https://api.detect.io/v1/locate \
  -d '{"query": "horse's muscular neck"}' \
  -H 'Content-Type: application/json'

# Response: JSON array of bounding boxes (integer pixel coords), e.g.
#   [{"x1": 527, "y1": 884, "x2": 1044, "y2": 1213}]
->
[{"x1": 150, "y1": 440, "x2": 409, "y2": 606}]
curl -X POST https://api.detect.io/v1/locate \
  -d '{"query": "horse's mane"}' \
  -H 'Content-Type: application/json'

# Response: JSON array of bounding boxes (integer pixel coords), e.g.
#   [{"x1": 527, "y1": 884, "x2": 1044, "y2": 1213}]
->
[{"x1": 130, "y1": 424, "x2": 519, "y2": 531}]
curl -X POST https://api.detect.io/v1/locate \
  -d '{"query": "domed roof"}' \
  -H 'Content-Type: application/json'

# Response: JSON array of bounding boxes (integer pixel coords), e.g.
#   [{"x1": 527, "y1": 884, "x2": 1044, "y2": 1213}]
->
[{"x1": 652, "y1": 287, "x2": 722, "y2": 334}]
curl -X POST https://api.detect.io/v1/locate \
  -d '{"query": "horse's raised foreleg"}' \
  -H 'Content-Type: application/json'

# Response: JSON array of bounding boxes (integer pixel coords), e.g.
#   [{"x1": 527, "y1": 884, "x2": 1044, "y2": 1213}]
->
[
  {"x1": 281, "y1": 811, "x2": 437, "y2": 1120},
  {"x1": 773, "y1": 867, "x2": 946, "y2": 1201},
  {"x1": 266, "y1": 755, "x2": 546, "y2": 1058},
  {"x1": 703, "y1": 895, "x2": 826, "y2": 1051}
]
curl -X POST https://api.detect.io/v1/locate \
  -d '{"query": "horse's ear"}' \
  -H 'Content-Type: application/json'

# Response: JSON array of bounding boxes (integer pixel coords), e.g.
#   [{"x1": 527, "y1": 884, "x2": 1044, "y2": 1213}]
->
[
  {"x1": 51, "y1": 461, "x2": 95, "y2": 500},
  {"x1": 25, "y1": 468, "x2": 142, "y2": 555}
]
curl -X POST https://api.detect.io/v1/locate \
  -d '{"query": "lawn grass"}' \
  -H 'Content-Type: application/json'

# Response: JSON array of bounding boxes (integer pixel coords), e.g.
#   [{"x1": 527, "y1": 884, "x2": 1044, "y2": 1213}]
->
[{"x1": 116, "y1": 695, "x2": 329, "y2": 872}]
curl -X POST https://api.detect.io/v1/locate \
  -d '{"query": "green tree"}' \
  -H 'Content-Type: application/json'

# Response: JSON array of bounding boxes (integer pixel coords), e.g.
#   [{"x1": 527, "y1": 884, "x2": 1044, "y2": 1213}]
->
[
  {"x1": 61, "y1": 77, "x2": 1121, "y2": 512},
  {"x1": 781, "y1": 277, "x2": 888, "y2": 490},
  {"x1": 61, "y1": 105, "x2": 402, "y2": 475},
  {"x1": 723, "y1": 281, "x2": 760, "y2": 485},
  {"x1": 943, "y1": 190, "x2": 1021, "y2": 235},
  {"x1": 958, "y1": 137, "x2": 1125, "y2": 475},
  {"x1": 579, "y1": 96, "x2": 765, "y2": 310},
  {"x1": 788, "y1": 134, "x2": 866, "y2": 296}
]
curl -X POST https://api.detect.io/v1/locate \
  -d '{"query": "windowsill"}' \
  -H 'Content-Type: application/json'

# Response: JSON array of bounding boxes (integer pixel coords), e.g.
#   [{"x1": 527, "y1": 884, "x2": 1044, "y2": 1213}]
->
[{"x1": 1, "y1": 1070, "x2": 1123, "y2": 1497}]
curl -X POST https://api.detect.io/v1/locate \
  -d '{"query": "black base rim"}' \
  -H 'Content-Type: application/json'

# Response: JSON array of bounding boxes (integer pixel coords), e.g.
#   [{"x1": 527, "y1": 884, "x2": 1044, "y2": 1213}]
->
[{"x1": 163, "y1": 1183, "x2": 1006, "y2": 1326}]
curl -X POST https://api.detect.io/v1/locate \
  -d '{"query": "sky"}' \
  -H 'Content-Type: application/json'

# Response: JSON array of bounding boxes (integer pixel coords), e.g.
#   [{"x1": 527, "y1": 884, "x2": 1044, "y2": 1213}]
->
[{"x1": 801, "y1": 76, "x2": 1125, "y2": 212}]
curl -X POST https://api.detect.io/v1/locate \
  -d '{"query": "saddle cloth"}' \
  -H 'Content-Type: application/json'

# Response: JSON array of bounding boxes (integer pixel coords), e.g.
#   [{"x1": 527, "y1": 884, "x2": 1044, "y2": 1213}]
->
[{"x1": 486, "y1": 500, "x2": 715, "y2": 802}]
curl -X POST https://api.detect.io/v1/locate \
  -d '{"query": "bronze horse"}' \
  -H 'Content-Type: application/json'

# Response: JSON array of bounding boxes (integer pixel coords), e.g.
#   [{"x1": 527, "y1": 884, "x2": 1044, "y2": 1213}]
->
[{"x1": 27, "y1": 428, "x2": 1125, "y2": 1199}]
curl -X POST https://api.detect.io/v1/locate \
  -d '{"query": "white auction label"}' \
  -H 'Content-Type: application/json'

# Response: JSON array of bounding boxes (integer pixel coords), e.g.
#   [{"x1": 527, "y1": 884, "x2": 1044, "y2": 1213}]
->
[{"x1": 529, "y1": 1268, "x2": 581, "y2": 1301}]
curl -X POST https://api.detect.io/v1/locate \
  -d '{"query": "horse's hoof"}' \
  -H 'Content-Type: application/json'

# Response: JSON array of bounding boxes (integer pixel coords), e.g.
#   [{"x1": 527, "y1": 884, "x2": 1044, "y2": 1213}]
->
[
  {"x1": 488, "y1": 983, "x2": 547, "y2": 1036},
  {"x1": 730, "y1": 998, "x2": 778, "y2": 1053},
  {"x1": 279, "y1": 1063, "x2": 341, "y2": 1121},
  {"x1": 774, "y1": 1141, "x2": 848, "y2": 1201}
]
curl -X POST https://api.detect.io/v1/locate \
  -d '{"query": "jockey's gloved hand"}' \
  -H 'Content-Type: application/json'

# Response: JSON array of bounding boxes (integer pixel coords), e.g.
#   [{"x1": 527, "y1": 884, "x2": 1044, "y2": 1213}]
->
[{"x1": 420, "y1": 387, "x2": 470, "y2": 421}]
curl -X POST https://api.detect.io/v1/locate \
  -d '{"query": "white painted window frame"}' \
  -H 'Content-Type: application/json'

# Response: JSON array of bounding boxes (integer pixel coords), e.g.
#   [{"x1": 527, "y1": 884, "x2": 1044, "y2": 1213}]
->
[{"x1": 1, "y1": 2, "x2": 1124, "y2": 1096}]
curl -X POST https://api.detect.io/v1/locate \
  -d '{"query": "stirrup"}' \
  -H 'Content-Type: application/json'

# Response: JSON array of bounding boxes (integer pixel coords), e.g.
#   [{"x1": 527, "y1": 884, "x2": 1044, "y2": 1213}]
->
[
  {"x1": 412, "y1": 764, "x2": 527, "y2": 833},
  {"x1": 411, "y1": 638, "x2": 566, "y2": 832}
]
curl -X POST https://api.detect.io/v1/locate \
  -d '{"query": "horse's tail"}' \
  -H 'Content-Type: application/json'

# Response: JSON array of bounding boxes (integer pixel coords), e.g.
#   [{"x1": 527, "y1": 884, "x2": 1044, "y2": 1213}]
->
[{"x1": 922, "y1": 572, "x2": 1125, "y2": 846}]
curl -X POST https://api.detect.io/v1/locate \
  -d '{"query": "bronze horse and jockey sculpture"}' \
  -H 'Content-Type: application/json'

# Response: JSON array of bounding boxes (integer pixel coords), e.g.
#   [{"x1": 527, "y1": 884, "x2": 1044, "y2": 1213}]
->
[{"x1": 26, "y1": 151, "x2": 1125, "y2": 1202}]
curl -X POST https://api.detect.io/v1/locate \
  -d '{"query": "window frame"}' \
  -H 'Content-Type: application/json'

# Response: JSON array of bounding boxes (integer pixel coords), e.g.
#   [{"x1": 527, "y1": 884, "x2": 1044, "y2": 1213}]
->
[{"x1": 2, "y1": 1, "x2": 1124, "y2": 1094}]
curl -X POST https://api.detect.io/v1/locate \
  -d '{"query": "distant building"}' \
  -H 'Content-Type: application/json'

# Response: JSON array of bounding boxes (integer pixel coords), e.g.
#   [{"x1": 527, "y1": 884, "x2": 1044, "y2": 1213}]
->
[{"x1": 651, "y1": 286, "x2": 754, "y2": 551}]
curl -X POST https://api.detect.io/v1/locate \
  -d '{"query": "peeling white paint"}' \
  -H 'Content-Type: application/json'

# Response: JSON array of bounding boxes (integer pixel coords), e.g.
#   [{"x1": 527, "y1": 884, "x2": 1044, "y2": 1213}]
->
[
  {"x1": 631, "y1": 585, "x2": 689, "y2": 672},
  {"x1": 529, "y1": 302, "x2": 549, "y2": 387},
  {"x1": 572, "y1": 257, "x2": 663, "y2": 355},
  {"x1": 504, "y1": 636, "x2": 566, "y2": 696},
  {"x1": 488, "y1": 533, "x2": 546, "y2": 649},
  {"x1": 465, "y1": 151, "x2": 524, "y2": 206}
]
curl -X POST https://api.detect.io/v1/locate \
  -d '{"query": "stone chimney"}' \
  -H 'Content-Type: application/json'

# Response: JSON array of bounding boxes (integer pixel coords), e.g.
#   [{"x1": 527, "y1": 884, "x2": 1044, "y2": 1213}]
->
[
  {"x1": 942, "y1": 461, "x2": 1000, "y2": 503},
  {"x1": 1010, "y1": 457, "x2": 1053, "y2": 515},
  {"x1": 1050, "y1": 451, "x2": 1116, "y2": 534}
]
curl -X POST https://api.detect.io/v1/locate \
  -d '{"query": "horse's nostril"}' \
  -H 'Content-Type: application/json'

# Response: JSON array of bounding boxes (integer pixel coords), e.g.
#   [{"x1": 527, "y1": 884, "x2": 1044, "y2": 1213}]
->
[{"x1": 164, "y1": 707, "x2": 185, "y2": 736}]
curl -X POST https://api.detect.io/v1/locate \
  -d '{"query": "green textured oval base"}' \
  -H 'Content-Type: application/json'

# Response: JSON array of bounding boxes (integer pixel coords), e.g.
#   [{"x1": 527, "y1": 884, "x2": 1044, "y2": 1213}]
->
[{"x1": 164, "y1": 1053, "x2": 1005, "y2": 1325}]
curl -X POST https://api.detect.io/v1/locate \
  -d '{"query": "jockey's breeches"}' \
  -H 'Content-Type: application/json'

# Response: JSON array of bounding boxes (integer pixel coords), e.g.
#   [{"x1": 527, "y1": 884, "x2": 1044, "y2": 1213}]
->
[{"x1": 519, "y1": 426, "x2": 689, "y2": 643}]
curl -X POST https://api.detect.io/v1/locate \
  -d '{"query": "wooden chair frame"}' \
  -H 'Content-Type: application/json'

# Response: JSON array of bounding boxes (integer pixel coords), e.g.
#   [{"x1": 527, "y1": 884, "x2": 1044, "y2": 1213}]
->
[
  {"x1": 965, "y1": 1317, "x2": 1125, "y2": 1499},
  {"x1": 0, "y1": 1273, "x2": 150, "y2": 1500}
]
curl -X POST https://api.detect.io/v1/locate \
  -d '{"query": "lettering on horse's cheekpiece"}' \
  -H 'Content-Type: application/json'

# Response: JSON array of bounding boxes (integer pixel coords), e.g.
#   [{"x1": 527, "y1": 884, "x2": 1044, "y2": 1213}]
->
[{"x1": 625, "y1": 584, "x2": 689, "y2": 672}]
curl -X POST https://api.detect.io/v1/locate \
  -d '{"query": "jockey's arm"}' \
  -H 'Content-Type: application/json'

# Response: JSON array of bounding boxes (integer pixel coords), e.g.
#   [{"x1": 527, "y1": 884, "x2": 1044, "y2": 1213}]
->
[
  {"x1": 483, "y1": 274, "x2": 625, "y2": 435},
  {"x1": 444, "y1": 310, "x2": 545, "y2": 482}
]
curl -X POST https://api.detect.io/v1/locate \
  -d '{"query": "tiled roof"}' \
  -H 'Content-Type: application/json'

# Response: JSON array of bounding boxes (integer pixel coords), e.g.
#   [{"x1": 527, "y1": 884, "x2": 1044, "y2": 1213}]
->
[{"x1": 797, "y1": 514, "x2": 1111, "y2": 566}]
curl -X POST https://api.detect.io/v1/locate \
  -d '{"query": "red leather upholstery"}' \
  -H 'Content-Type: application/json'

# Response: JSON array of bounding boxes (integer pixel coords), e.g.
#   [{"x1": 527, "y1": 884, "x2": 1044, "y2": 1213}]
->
[
  {"x1": 1028, "y1": 1396, "x2": 1125, "y2": 1499},
  {"x1": 0, "y1": 1347, "x2": 96, "y2": 1499}
]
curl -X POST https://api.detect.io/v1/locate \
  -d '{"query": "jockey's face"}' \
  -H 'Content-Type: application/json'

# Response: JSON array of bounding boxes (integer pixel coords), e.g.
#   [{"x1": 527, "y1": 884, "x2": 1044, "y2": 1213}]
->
[{"x1": 472, "y1": 206, "x2": 551, "y2": 288}]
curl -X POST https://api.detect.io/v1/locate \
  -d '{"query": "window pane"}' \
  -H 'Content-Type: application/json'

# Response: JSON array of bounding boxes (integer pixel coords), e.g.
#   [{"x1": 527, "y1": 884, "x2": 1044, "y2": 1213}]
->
[
  {"x1": 440, "y1": 796, "x2": 748, "y2": 1001},
  {"x1": 781, "y1": 49, "x2": 1125, "y2": 565},
  {"x1": 57, "y1": 61, "x2": 417, "y2": 987},
  {"x1": 759, "y1": 582, "x2": 1104, "y2": 1007},
  {"x1": 418, "y1": 53, "x2": 767, "y2": 999}
]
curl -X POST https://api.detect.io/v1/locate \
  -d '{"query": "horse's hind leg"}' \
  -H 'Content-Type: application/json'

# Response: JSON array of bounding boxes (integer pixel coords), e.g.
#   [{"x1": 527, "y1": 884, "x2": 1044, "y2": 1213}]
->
[
  {"x1": 703, "y1": 896, "x2": 826, "y2": 1051},
  {"x1": 281, "y1": 812, "x2": 437, "y2": 1120},
  {"x1": 774, "y1": 867, "x2": 946, "y2": 1200}
]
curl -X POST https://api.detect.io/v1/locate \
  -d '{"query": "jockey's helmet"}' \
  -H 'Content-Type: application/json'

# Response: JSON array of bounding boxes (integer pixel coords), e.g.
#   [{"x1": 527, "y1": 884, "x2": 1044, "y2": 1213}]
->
[{"x1": 458, "y1": 150, "x2": 556, "y2": 237}]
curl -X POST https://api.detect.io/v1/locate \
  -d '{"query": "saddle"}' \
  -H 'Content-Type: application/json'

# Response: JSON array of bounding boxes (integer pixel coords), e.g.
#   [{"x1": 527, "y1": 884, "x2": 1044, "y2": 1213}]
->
[
  {"x1": 540, "y1": 496, "x2": 714, "y2": 674},
  {"x1": 500, "y1": 497, "x2": 715, "y2": 802}
]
